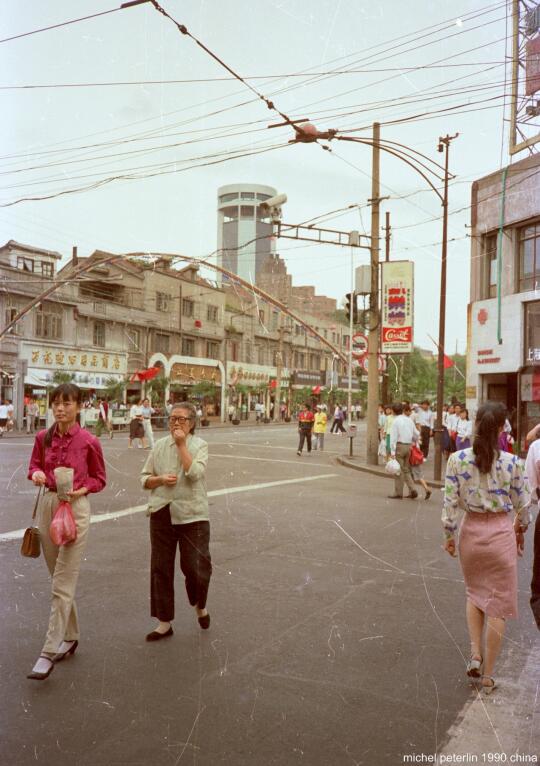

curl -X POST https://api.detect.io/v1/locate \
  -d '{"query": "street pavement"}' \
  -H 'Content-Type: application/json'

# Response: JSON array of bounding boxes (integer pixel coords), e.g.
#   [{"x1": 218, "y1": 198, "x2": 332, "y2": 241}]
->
[{"x1": 1, "y1": 425, "x2": 539, "y2": 766}]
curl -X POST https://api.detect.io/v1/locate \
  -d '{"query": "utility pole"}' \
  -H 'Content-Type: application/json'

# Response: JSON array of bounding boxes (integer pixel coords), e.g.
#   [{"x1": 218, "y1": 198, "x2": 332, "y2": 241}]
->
[
  {"x1": 433, "y1": 133, "x2": 458, "y2": 482},
  {"x1": 273, "y1": 315, "x2": 288, "y2": 422},
  {"x1": 381, "y1": 211, "x2": 391, "y2": 405},
  {"x1": 367, "y1": 122, "x2": 381, "y2": 466}
]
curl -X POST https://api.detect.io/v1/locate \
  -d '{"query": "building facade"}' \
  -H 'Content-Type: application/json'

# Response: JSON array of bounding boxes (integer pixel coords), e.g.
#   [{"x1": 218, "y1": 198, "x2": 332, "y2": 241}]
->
[{"x1": 467, "y1": 153, "x2": 540, "y2": 450}]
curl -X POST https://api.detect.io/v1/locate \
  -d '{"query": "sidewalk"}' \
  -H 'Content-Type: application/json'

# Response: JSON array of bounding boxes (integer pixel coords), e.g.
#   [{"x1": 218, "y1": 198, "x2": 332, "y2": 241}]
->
[{"x1": 337, "y1": 448, "x2": 444, "y2": 488}]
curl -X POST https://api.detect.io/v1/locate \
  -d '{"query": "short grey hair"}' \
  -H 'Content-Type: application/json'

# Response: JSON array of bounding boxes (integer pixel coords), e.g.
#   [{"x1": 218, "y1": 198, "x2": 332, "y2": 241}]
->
[{"x1": 170, "y1": 401, "x2": 197, "y2": 434}]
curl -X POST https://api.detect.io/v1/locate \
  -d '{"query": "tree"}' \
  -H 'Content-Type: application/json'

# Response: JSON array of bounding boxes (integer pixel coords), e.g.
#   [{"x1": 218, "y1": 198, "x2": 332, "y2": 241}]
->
[
  {"x1": 104, "y1": 377, "x2": 126, "y2": 403},
  {"x1": 52, "y1": 370, "x2": 75, "y2": 385},
  {"x1": 146, "y1": 374, "x2": 170, "y2": 406}
]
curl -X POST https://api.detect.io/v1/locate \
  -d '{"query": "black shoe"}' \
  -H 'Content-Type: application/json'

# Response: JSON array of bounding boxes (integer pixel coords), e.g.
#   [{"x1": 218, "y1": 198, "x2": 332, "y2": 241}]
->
[
  {"x1": 27, "y1": 656, "x2": 54, "y2": 680},
  {"x1": 146, "y1": 626, "x2": 173, "y2": 642},
  {"x1": 198, "y1": 613, "x2": 211, "y2": 630},
  {"x1": 387, "y1": 494, "x2": 403, "y2": 499},
  {"x1": 296, "y1": 451, "x2": 302, "y2": 456},
  {"x1": 407, "y1": 491, "x2": 418, "y2": 499},
  {"x1": 53, "y1": 639, "x2": 78, "y2": 663},
  {"x1": 425, "y1": 490, "x2": 432, "y2": 501}
]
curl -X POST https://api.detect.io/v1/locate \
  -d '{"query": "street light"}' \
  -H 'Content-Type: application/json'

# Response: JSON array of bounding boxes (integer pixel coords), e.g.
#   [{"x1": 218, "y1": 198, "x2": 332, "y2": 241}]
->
[{"x1": 283, "y1": 120, "x2": 458, "y2": 479}]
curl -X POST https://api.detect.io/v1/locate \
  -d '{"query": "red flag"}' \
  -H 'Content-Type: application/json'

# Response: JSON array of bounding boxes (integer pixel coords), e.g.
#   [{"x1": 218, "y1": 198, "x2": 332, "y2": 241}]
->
[
  {"x1": 130, "y1": 366, "x2": 161, "y2": 382},
  {"x1": 443, "y1": 355, "x2": 454, "y2": 369}
]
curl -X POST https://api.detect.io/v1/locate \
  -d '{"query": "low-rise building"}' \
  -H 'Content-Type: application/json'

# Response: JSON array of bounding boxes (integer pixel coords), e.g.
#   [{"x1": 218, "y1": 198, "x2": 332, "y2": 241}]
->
[{"x1": 467, "y1": 153, "x2": 540, "y2": 450}]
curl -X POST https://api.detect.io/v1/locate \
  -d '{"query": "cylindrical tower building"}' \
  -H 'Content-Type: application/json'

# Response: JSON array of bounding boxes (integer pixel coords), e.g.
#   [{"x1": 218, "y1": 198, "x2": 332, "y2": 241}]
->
[{"x1": 216, "y1": 183, "x2": 277, "y2": 283}]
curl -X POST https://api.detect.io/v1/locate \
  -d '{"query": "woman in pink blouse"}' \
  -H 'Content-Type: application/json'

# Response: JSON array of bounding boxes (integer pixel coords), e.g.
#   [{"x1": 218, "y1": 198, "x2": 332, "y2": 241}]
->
[
  {"x1": 26, "y1": 383, "x2": 106, "y2": 680},
  {"x1": 442, "y1": 401, "x2": 530, "y2": 695}
]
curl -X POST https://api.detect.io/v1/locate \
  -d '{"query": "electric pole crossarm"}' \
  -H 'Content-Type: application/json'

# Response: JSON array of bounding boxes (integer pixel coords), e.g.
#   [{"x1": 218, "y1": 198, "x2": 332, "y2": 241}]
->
[{"x1": 278, "y1": 223, "x2": 370, "y2": 249}]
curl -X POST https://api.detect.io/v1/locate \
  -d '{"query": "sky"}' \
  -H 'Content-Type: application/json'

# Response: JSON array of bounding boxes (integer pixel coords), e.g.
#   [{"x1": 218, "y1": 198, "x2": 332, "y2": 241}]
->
[{"x1": 0, "y1": 0, "x2": 517, "y2": 354}]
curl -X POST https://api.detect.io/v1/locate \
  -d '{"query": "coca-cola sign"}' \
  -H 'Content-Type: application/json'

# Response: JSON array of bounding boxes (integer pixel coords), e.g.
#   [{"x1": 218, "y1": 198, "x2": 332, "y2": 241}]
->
[
  {"x1": 381, "y1": 261, "x2": 414, "y2": 354},
  {"x1": 382, "y1": 327, "x2": 412, "y2": 343}
]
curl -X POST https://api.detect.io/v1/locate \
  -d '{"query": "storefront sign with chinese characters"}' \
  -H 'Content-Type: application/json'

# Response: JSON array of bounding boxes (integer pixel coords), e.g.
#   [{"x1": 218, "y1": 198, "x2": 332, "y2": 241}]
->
[
  {"x1": 26, "y1": 368, "x2": 124, "y2": 390},
  {"x1": 527, "y1": 347, "x2": 540, "y2": 364},
  {"x1": 381, "y1": 261, "x2": 414, "y2": 353},
  {"x1": 171, "y1": 363, "x2": 222, "y2": 385},
  {"x1": 227, "y1": 364, "x2": 290, "y2": 387},
  {"x1": 21, "y1": 343, "x2": 127, "y2": 374}
]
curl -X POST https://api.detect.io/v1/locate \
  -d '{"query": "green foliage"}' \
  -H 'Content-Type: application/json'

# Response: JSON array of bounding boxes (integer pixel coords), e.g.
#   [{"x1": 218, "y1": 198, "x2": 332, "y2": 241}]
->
[
  {"x1": 104, "y1": 377, "x2": 126, "y2": 402},
  {"x1": 191, "y1": 381, "x2": 217, "y2": 398},
  {"x1": 146, "y1": 374, "x2": 170, "y2": 405},
  {"x1": 387, "y1": 349, "x2": 465, "y2": 404},
  {"x1": 51, "y1": 370, "x2": 75, "y2": 385}
]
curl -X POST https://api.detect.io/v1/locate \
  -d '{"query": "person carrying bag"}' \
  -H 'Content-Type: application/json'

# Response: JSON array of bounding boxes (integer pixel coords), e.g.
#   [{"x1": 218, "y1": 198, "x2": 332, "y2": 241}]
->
[
  {"x1": 25, "y1": 383, "x2": 106, "y2": 681},
  {"x1": 21, "y1": 486, "x2": 44, "y2": 558}
]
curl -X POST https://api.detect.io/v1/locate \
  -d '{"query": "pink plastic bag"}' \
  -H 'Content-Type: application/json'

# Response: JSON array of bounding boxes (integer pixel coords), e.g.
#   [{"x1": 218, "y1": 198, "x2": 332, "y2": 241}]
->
[{"x1": 49, "y1": 501, "x2": 77, "y2": 546}]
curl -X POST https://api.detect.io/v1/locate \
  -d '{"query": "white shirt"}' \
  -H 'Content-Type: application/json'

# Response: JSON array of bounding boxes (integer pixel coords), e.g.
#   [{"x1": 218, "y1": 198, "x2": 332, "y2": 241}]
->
[
  {"x1": 456, "y1": 418, "x2": 472, "y2": 439},
  {"x1": 130, "y1": 404, "x2": 143, "y2": 419},
  {"x1": 416, "y1": 408, "x2": 434, "y2": 428},
  {"x1": 525, "y1": 439, "x2": 540, "y2": 502},
  {"x1": 0, "y1": 404, "x2": 8, "y2": 418},
  {"x1": 447, "y1": 413, "x2": 458, "y2": 432},
  {"x1": 390, "y1": 415, "x2": 419, "y2": 454}
]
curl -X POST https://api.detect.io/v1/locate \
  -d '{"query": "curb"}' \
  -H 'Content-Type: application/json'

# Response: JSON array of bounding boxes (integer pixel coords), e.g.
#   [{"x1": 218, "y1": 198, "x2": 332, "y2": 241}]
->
[{"x1": 336, "y1": 456, "x2": 444, "y2": 488}]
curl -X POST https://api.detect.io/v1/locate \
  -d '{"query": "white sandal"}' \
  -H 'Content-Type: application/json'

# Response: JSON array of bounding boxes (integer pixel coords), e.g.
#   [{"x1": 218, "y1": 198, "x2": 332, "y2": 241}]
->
[{"x1": 466, "y1": 656, "x2": 483, "y2": 677}]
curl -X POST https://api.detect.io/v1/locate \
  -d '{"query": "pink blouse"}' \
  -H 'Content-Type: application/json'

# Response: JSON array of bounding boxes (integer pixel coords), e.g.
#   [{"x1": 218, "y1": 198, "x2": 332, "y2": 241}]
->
[{"x1": 28, "y1": 423, "x2": 106, "y2": 494}]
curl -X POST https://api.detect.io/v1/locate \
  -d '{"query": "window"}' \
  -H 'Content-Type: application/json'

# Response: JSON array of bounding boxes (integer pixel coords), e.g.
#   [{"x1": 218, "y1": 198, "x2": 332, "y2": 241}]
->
[
  {"x1": 222, "y1": 206, "x2": 238, "y2": 222},
  {"x1": 206, "y1": 340, "x2": 219, "y2": 358},
  {"x1": 519, "y1": 223, "x2": 540, "y2": 293},
  {"x1": 126, "y1": 328, "x2": 140, "y2": 350},
  {"x1": 4, "y1": 307, "x2": 18, "y2": 334},
  {"x1": 155, "y1": 333, "x2": 170, "y2": 354},
  {"x1": 483, "y1": 234, "x2": 498, "y2": 298},
  {"x1": 156, "y1": 292, "x2": 171, "y2": 312},
  {"x1": 295, "y1": 324, "x2": 302, "y2": 336},
  {"x1": 182, "y1": 298, "x2": 194, "y2": 318},
  {"x1": 207, "y1": 304, "x2": 219, "y2": 322},
  {"x1": 182, "y1": 337, "x2": 195, "y2": 356},
  {"x1": 230, "y1": 341, "x2": 239, "y2": 362},
  {"x1": 17, "y1": 256, "x2": 34, "y2": 273},
  {"x1": 240, "y1": 205, "x2": 254, "y2": 219},
  {"x1": 294, "y1": 351, "x2": 305, "y2": 369},
  {"x1": 257, "y1": 345, "x2": 265, "y2": 365},
  {"x1": 93, "y1": 321, "x2": 106, "y2": 347},
  {"x1": 257, "y1": 193, "x2": 271, "y2": 201},
  {"x1": 271, "y1": 311, "x2": 279, "y2": 331},
  {"x1": 219, "y1": 192, "x2": 238, "y2": 203},
  {"x1": 241, "y1": 192, "x2": 255, "y2": 199},
  {"x1": 311, "y1": 354, "x2": 321, "y2": 371},
  {"x1": 40, "y1": 261, "x2": 54, "y2": 277},
  {"x1": 258, "y1": 309, "x2": 265, "y2": 324},
  {"x1": 35, "y1": 305, "x2": 62, "y2": 339},
  {"x1": 245, "y1": 341, "x2": 253, "y2": 362}
]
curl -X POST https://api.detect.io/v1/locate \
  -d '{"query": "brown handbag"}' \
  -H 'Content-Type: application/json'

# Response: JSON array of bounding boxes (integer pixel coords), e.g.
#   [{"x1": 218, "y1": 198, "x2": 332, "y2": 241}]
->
[{"x1": 20, "y1": 486, "x2": 43, "y2": 558}]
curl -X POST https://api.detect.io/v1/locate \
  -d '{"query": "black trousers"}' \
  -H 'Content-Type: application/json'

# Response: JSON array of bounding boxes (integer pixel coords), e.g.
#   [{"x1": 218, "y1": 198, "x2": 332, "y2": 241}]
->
[
  {"x1": 150, "y1": 505, "x2": 212, "y2": 621},
  {"x1": 298, "y1": 429, "x2": 312, "y2": 452},
  {"x1": 420, "y1": 426, "x2": 431, "y2": 459},
  {"x1": 531, "y1": 509, "x2": 540, "y2": 630}
]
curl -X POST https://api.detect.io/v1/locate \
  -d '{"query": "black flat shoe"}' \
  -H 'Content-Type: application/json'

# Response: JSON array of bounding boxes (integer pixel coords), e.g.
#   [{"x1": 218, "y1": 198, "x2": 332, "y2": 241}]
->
[
  {"x1": 27, "y1": 656, "x2": 54, "y2": 680},
  {"x1": 198, "y1": 614, "x2": 210, "y2": 630},
  {"x1": 387, "y1": 494, "x2": 403, "y2": 499},
  {"x1": 407, "y1": 491, "x2": 418, "y2": 499},
  {"x1": 146, "y1": 626, "x2": 173, "y2": 642},
  {"x1": 53, "y1": 640, "x2": 78, "y2": 663}
]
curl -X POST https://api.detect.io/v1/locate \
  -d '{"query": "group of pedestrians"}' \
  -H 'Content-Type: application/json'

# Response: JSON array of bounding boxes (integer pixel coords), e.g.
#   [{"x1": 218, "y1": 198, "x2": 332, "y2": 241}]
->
[{"x1": 25, "y1": 383, "x2": 211, "y2": 681}]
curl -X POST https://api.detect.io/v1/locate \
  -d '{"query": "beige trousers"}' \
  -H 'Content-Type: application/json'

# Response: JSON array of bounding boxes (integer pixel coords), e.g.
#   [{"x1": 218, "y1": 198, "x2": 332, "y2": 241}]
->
[
  {"x1": 394, "y1": 442, "x2": 416, "y2": 496},
  {"x1": 38, "y1": 492, "x2": 91, "y2": 655}
]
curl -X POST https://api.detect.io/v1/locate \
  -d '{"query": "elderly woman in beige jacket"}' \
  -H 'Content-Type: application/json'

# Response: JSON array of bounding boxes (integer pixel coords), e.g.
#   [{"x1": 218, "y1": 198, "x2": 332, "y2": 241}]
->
[{"x1": 141, "y1": 401, "x2": 211, "y2": 641}]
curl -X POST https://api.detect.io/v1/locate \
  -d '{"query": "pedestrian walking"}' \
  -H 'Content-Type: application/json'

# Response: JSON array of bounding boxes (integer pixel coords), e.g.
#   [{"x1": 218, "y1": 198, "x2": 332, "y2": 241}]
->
[
  {"x1": 442, "y1": 401, "x2": 531, "y2": 694},
  {"x1": 383, "y1": 405, "x2": 395, "y2": 459},
  {"x1": 97, "y1": 398, "x2": 113, "y2": 439},
  {"x1": 388, "y1": 402, "x2": 419, "y2": 499},
  {"x1": 442, "y1": 404, "x2": 453, "y2": 458},
  {"x1": 128, "y1": 399, "x2": 147, "y2": 449},
  {"x1": 255, "y1": 401, "x2": 264, "y2": 423},
  {"x1": 141, "y1": 402, "x2": 211, "y2": 640},
  {"x1": 416, "y1": 400, "x2": 434, "y2": 459},
  {"x1": 404, "y1": 406, "x2": 431, "y2": 500},
  {"x1": 227, "y1": 403, "x2": 236, "y2": 422},
  {"x1": 26, "y1": 398, "x2": 40, "y2": 434},
  {"x1": 455, "y1": 408, "x2": 472, "y2": 450},
  {"x1": 297, "y1": 403, "x2": 314, "y2": 456},
  {"x1": 6, "y1": 400, "x2": 14, "y2": 431},
  {"x1": 26, "y1": 383, "x2": 107, "y2": 680},
  {"x1": 141, "y1": 397, "x2": 155, "y2": 448},
  {"x1": 524, "y1": 434, "x2": 540, "y2": 630},
  {"x1": 0, "y1": 399, "x2": 8, "y2": 437},
  {"x1": 330, "y1": 404, "x2": 346, "y2": 434},
  {"x1": 447, "y1": 403, "x2": 461, "y2": 453},
  {"x1": 312, "y1": 404, "x2": 327, "y2": 451}
]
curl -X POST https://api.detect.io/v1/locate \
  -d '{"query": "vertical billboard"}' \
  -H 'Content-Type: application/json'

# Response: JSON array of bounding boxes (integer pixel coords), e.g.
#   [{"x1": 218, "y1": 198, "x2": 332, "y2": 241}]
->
[{"x1": 381, "y1": 260, "x2": 414, "y2": 354}]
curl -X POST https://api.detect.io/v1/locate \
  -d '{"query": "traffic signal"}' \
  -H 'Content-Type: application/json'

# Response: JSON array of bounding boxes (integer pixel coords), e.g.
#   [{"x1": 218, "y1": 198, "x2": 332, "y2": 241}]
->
[{"x1": 345, "y1": 292, "x2": 358, "y2": 324}]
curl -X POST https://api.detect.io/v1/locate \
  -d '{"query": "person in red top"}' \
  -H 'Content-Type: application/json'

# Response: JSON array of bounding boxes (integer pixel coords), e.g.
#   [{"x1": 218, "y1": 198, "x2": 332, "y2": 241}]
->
[
  {"x1": 26, "y1": 383, "x2": 106, "y2": 681},
  {"x1": 297, "y1": 403, "x2": 315, "y2": 456}
]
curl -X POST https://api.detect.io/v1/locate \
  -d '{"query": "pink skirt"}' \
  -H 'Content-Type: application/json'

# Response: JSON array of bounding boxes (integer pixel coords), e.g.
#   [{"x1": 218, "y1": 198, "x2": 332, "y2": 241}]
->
[{"x1": 458, "y1": 511, "x2": 518, "y2": 619}]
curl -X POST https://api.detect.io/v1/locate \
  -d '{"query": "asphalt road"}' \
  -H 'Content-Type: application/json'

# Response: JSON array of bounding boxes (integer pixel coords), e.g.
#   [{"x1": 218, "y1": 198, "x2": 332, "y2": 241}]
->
[{"x1": 1, "y1": 425, "x2": 539, "y2": 766}]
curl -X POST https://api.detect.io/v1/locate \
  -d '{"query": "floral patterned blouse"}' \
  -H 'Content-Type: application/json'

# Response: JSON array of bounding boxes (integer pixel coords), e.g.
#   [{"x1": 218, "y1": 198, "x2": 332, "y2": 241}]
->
[{"x1": 442, "y1": 448, "x2": 531, "y2": 538}]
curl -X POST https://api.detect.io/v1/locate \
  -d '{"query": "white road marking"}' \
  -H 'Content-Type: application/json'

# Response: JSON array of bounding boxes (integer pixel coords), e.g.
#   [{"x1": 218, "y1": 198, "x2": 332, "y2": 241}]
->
[
  {"x1": 210, "y1": 441, "x2": 343, "y2": 455},
  {"x1": 0, "y1": 474, "x2": 337, "y2": 541},
  {"x1": 210, "y1": 452, "x2": 332, "y2": 468}
]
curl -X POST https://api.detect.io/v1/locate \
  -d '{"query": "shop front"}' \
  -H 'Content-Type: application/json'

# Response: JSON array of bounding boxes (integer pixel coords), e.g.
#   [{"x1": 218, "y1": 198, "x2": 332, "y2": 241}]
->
[
  {"x1": 148, "y1": 354, "x2": 225, "y2": 421},
  {"x1": 20, "y1": 342, "x2": 127, "y2": 418},
  {"x1": 227, "y1": 363, "x2": 290, "y2": 419},
  {"x1": 520, "y1": 300, "x2": 540, "y2": 450}
]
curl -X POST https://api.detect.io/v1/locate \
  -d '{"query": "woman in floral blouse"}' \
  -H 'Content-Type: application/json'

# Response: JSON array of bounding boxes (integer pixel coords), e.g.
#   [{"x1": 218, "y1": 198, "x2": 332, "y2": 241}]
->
[{"x1": 442, "y1": 401, "x2": 530, "y2": 695}]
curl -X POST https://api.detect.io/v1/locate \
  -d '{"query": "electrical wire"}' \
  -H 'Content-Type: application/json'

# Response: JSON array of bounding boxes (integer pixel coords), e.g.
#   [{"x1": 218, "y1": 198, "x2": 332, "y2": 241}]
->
[{"x1": 0, "y1": 7, "x2": 122, "y2": 45}]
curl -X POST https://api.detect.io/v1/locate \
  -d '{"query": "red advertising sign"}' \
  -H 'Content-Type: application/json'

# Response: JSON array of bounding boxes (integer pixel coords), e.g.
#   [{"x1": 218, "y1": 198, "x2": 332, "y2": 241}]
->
[
  {"x1": 382, "y1": 327, "x2": 412, "y2": 344},
  {"x1": 526, "y1": 36, "x2": 540, "y2": 96}
]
